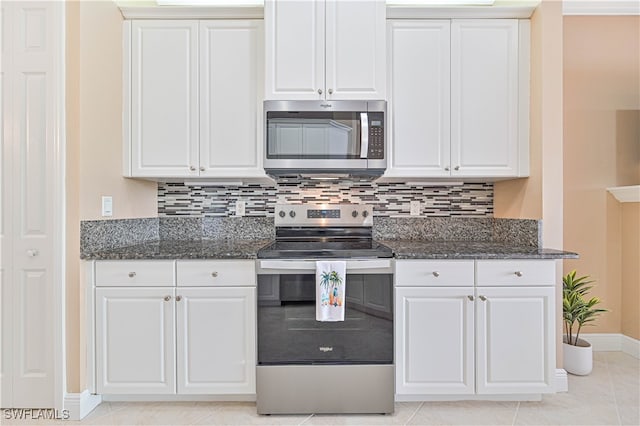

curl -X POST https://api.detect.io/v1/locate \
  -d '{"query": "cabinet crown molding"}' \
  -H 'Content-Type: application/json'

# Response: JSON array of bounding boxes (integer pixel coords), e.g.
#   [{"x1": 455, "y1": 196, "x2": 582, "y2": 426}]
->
[
  {"x1": 386, "y1": 1, "x2": 539, "y2": 19},
  {"x1": 117, "y1": 4, "x2": 264, "y2": 19}
]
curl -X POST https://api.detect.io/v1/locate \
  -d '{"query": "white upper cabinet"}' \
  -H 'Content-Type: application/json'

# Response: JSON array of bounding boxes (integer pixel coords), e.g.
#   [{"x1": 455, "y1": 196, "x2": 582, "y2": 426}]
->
[
  {"x1": 265, "y1": 0, "x2": 386, "y2": 100},
  {"x1": 451, "y1": 20, "x2": 519, "y2": 177},
  {"x1": 129, "y1": 21, "x2": 199, "y2": 178},
  {"x1": 124, "y1": 19, "x2": 267, "y2": 180},
  {"x1": 385, "y1": 18, "x2": 530, "y2": 180},
  {"x1": 387, "y1": 20, "x2": 451, "y2": 177},
  {"x1": 199, "y1": 20, "x2": 264, "y2": 177}
]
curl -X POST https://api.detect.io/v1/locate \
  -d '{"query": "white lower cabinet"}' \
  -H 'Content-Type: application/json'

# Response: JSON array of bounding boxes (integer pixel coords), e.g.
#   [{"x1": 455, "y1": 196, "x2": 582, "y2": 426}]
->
[
  {"x1": 395, "y1": 260, "x2": 556, "y2": 398},
  {"x1": 94, "y1": 260, "x2": 256, "y2": 396},
  {"x1": 176, "y1": 287, "x2": 256, "y2": 394},
  {"x1": 96, "y1": 287, "x2": 176, "y2": 394}
]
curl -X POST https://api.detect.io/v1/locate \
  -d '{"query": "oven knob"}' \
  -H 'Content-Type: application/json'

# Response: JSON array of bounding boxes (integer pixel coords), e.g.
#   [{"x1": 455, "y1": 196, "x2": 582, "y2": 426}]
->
[
  {"x1": 362, "y1": 210, "x2": 369, "y2": 218},
  {"x1": 352, "y1": 210, "x2": 359, "y2": 218},
  {"x1": 278, "y1": 210, "x2": 286, "y2": 218},
  {"x1": 289, "y1": 210, "x2": 296, "y2": 218}
]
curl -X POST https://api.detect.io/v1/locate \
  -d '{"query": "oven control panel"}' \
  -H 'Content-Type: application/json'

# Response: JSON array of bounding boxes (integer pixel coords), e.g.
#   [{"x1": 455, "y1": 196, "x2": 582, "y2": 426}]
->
[{"x1": 275, "y1": 204, "x2": 373, "y2": 227}]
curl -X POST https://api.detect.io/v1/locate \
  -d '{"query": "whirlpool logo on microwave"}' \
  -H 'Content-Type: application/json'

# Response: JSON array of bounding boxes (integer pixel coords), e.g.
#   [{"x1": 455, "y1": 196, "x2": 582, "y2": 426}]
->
[{"x1": 319, "y1": 346, "x2": 334, "y2": 352}]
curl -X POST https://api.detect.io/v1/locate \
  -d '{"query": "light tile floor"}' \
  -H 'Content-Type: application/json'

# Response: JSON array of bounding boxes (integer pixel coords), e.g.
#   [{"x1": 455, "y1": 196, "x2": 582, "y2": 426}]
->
[{"x1": 3, "y1": 352, "x2": 638, "y2": 426}]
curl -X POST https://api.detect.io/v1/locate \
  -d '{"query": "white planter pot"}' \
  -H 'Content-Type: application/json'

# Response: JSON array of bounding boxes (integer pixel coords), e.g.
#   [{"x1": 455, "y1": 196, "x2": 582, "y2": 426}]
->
[{"x1": 563, "y1": 336, "x2": 593, "y2": 376}]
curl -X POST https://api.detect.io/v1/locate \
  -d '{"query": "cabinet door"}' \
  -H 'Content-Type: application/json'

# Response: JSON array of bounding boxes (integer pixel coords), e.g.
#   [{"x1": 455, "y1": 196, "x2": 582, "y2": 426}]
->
[
  {"x1": 129, "y1": 21, "x2": 199, "y2": 177},
  {"x1": 96, "y1": 288, "x2": 175, "y2": 394},
  {"x1": 176, "y1": 287, "x2": 256, "y2": 394},
  {"x1": 264, "y1": 0, "x2": 324, "y2": 100},
  {"x1": 325, "y1": 0, "x2": 386, "y2": 100},
  {"x1": 476, "y1": 286, "x2": 555, "y2": 394},
  {"x1": 200, "y1": 21, "x2": 265, "y2": 177},
  {"x1": 451, "y1": 20, "x2": 518, "y2": 177},
  {"x1": 395, "y1": 287, "x2": 474, "y2": 395},
  {"x1": 386, "y1": 20, "x2": 450, "y2": 178}
]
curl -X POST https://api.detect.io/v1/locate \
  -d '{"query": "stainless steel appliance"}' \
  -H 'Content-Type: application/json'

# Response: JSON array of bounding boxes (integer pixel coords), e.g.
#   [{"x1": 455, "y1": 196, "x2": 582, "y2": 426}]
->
[
  {"x1": 263, "y1": 100, "x2": 386, "y2": 176},
  {"x1": 256, "y1": 204, "x2": 394, "y2": 415}
]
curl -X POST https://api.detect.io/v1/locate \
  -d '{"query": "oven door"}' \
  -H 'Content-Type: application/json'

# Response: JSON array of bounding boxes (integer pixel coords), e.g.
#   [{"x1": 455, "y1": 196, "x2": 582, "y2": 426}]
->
[{"x1": 257, "y1": 259, "x2": 393, "y2": 366}]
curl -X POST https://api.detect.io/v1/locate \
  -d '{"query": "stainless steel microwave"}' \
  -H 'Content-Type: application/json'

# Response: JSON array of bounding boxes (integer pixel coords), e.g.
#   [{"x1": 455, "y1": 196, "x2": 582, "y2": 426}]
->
[{"x1": 263, "y1": 100, "x2": 386, "y2": 176}]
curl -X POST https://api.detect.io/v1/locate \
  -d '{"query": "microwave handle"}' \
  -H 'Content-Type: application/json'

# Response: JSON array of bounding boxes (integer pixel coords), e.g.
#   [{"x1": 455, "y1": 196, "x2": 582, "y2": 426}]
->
[{"x1": 360, "y1": 112, "x2": 369, "y2": 159}]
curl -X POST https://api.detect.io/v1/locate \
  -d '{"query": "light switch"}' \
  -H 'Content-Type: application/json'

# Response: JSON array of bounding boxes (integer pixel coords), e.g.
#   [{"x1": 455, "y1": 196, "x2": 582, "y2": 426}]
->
[
  {"x1": 235, "y1": 200, "x2": 246, "y2": 217},
  {"x1": 410, "y1": 201, "x2": 420, "y2": 216},
  {"x1": 102, "y1": 196, "x2": 113, "y2": 217}
]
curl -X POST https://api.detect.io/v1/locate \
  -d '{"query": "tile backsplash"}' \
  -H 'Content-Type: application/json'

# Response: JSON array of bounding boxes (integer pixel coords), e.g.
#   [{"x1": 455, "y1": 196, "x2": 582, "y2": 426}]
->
[{"x1": 158, "y1": 179, "x2": 493, "y2": 217}]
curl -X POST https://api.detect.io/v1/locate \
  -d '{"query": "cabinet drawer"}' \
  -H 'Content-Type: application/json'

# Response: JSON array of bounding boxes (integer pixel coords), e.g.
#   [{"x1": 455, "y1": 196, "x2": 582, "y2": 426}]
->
[
  {"x1": 395, "y1": 260, "x2": 475, "y2": 286},
  {"x1": 95, "y1": 260, "x2": 175, "y2": 287},
  {"x1": 476, "y1": 260, "x2": 556, "y2": 286},
  {"x1": 177, "y1": 260, "x2": 256, "y2": 287}
]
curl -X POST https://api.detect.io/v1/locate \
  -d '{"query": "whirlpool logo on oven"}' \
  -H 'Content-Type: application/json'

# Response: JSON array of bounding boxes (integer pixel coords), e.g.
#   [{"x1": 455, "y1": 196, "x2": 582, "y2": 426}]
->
[{"x1": 319, "y1": 346, "x2": 334, "y2": 352}]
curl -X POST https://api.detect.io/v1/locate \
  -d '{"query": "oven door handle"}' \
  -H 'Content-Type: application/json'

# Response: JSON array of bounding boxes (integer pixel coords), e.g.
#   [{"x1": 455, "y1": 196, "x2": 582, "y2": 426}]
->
[{"x1": 258, "y1": 259, "x2": 392, "y2": 273}]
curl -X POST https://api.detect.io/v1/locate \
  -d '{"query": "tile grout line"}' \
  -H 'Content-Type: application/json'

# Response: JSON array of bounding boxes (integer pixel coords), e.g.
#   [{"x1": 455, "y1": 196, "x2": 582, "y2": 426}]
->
[
  {"x1": 299, "y1": 413, "x2": 314, "y2": 425},
  {"x1": 511, "y1": 401, "x2": 520, "y2": 426},
  {"x1": 604, "y1": 354, "x2": 624, "y2": 426},
  {"x1": 403, "y1": 401, "x2": 425, "y2": 426}
]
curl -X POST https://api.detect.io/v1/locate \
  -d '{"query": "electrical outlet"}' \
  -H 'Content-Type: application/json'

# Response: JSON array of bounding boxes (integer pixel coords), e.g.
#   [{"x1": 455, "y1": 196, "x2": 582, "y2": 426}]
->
[
  {"x1": 235, "y1": 200, "x2": 246, "y2": 217},
  {"x1": 101, "y1": 196, "x2": 113, "y2": 217},
  {"x1": 410, "y1": 201, "x2": 421, "y2": 216}
]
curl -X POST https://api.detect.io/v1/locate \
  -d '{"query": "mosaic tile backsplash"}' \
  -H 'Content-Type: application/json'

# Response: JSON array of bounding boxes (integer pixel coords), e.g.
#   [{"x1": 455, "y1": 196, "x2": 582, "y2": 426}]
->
[{"x1": 158, "y1": 180, "x2": 494, "y2": 217}]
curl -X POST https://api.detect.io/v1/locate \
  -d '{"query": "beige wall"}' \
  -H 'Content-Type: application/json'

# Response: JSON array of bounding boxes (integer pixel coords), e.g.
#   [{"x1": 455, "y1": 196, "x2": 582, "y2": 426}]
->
[
  {"x1": 621, "y1": 203, "x2": 640, "y2": 340},
  {"x1": 563, "y1": 16, "x2": 640, "y2": 336},
  {"x1": 66, "y1": 0, "x2": 158, "y2": 393}
]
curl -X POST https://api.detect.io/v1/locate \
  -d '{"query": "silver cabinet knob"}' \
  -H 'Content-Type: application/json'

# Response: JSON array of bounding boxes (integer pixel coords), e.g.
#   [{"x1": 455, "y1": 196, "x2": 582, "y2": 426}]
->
[
  {"x1": 328, "y1": 88, "x2": 333, "y2": 95},
  {"x1": 128, "y1": 272, "x2": 136, "y2": 278},
  {"x1": 190, "y1": 166, "x2": 196, "y2": 171},
  {"x1": 211, "y1": 272, "x2": 218, "y2": 278},
  {"x1": 164, "y1": 295, "x2": 172, "y2": 301},
  {"x1": 199, "y1": 166, "x2": 205, "y2": 172},
  {"x1": 515, "y1": 271, "x2": 523, "y2": 277},
  {"x1": 432, "y1": 271, "x2": 440, "y2": 277},
  {"x1": 317, "y1": 89, "x2": 323, "y2": 95},
  {"x1": 454, "y1": 166, "x2": 460, "y2": 171},
  {"x1": 175, "y1": 295, "x2": 182, "y2": 302},
  {"x1": 479, "y1": 295, "x2": 487, "y2": 301},
  {"x1": 26, "y1": 249, "x2": 39, "y2": 257},
  {"x1": 467, "y1": 295, "x2": 474, "y2": 301},
  {"x1": 444, "y1": 167, "x2": 450, "y2": 171}
]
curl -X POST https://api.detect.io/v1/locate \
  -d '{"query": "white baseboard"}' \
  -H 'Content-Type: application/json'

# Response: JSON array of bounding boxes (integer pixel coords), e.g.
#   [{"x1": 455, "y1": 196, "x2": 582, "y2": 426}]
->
[
  {"x1": 64, "y1": 390, "x2": 102, "y2": 421},
  {"x1": 101, "y1": 394, "x2": 256, "y2": 402},
  {"x1": 580, "y1": 333, "x2": 640, "y2": 359},
  {"x1": 555, "y1": 369, "x2": 568, "y2": 392},
  {"x1": 395, "y1": 394, "x2": 541, "y2": 402}
]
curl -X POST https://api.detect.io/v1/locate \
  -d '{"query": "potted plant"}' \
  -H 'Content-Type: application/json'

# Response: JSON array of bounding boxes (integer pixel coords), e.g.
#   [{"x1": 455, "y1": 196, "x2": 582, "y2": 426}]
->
[{"x1": 562, "y1": 270, "x2": 608, "y2": 375}]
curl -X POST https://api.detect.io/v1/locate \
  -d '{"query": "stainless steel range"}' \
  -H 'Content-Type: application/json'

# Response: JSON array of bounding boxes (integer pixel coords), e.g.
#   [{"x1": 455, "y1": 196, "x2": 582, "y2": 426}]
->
[{"x1": 256, "y1": 204, "x2": 394, "y2": 415}]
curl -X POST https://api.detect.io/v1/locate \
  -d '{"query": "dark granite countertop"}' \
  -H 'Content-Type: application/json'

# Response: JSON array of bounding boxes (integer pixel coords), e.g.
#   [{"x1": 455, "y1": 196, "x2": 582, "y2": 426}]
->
[
  {"x1": 80, "y1": 239, "x2": 272, "y2": 260},
  {"x1": 81, "y1": 238, "x2": 578, "y2": 261},
  {"x1": 380, "y1": 240, "x2": 578, "y2": 260}
]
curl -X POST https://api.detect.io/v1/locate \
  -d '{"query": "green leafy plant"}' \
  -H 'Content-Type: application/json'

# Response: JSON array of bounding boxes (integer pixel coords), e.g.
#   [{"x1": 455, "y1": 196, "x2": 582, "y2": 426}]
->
[{"x1": 563, "y1": 270, "x2": 608, "y2": 346}]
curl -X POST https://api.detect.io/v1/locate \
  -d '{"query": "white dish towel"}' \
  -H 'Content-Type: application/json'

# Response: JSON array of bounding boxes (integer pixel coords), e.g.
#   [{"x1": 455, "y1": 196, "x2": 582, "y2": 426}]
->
[{"x1": 316, "y1": 260, "x2": 347, "y2": 322}]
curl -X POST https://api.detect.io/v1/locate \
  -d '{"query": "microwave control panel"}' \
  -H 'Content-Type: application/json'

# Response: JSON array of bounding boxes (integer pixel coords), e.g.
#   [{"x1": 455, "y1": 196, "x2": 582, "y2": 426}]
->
[{"x1": 367, "y1": 112, "x2": 385, "y2": 159}]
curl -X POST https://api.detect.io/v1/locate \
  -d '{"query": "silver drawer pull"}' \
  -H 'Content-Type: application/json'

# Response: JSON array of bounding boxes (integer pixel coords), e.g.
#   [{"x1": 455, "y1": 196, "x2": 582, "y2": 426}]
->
[
  {"x1": 515, "y1": 271, "x2": 523, "y2": 277},
  {"x1": 175, "y1": 295, "x2": 182, "y2": 302},
  {"x1": 211, "y1": 272, "x2": 218, "y2": 278},
  {"x1": 128, "y1": 272, "x2": 136, "y2": 278},
  {"x1": 467, "y1": 295, "x2": 474, "y2": 301},
  {"x1": 479, "y1": 295, "x2": 487, "y2": 301},
  {"x1": 164, "y1": 295, "x2": 171, "y2": 301},
  {"x1": 26, "y1": 249, "x2": 39, "y2": 257},
  {"x1": 432, "y1": 271, "x2": 440, "y2": 278}
]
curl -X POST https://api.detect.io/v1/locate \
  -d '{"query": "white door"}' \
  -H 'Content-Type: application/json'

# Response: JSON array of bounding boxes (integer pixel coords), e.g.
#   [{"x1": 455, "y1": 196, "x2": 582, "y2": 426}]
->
[
  {"x1": 130, "y1": 20, "x2": 199, "y2": 177},
  {"x1": 395, "y1": 287, "x2": 474, "y2": 395},
  {"x1": 451, "y1": 20, "x2": 519, "y2": 177},
  {"x1": 176, "y1": 287, "x2": 256, "y2": 394},
  {"x1": 264, "y1": 0, "x2": 324, "y2": 100},
  {"x1": 325, "y1": 0, "x2": 386, "y2": 100},
  {"x1": 199, "y1": 20, "x2": 264, "y2": 177},
  {"x1": 96, "y1": 288, "x2": 176, "y2": 394},
  {"x1": 386, "y1": 20, "x2": 450, "y2": 178},
  {"x1": 1, "y1": 1, "x2": 60, "y2": 408},
  {"x1": 476, "y1": 286, "x2": 555, "y2": 394}
]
